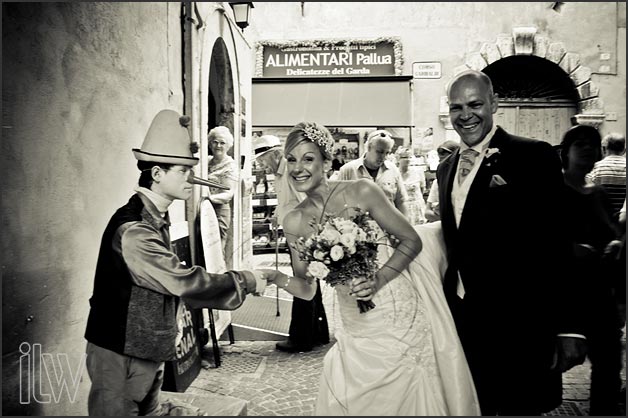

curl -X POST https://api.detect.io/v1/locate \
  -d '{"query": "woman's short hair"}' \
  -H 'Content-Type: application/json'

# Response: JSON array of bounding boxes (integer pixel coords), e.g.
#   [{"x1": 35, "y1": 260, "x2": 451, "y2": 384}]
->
[
  {"x1": 559, "y1": 125, "x2": 602, "y2": 169},
  {"x1": 284, "y1": 122, "x2": 334, "y2": 160},
  {"x1": 208, "y1": 126, "x2": 234, "y2": 150}
]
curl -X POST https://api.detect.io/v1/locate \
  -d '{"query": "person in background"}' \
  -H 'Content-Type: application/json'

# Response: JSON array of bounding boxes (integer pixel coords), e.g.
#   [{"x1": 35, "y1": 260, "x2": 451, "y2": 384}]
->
[
  {"x1": 252, "y1": 134, "x2": 330, "y2": 353},
  {"x1": 559, "y1": 125, "x2": 624, "y2": 416},
  {"x1": 207, "y1": 126, "x2": 237, "y2": 256},
  {"x1": 437, "y1": 70, "x2": 587, "y2": 415},
  {"x1": 338, "y1": 130, "x2": 409, "y2": 217},
  {"x1": 84, "y1": 109, "x2": 267, "y2": 416},
  {"x1": 331, "y1": 148, "x2": 345, "y2": 172},
  {"x1": 425, "y1": 140, "x2": 460, "y2": 222},
  {"x1": 396, "y1": 147, "x2": 427, "y2": 225},
  {"x1": 617, "y1": 199, "x2": 626, "y2": 326},
  {"x1": 587, "y1": 132, "x2": 626, "y2": 219}
]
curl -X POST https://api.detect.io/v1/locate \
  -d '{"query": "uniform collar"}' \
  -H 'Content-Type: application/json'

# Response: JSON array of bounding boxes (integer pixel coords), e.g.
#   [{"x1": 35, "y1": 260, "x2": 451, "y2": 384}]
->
[{"x1": 135, "y1": 187, "x2": 171, "y2": 229}]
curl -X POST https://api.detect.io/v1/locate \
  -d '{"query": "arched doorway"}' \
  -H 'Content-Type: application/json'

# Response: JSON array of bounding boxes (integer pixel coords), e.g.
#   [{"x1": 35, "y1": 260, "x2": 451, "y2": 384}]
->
[
  {"x1": 484, "y1": 55, "x2": 578, "y2": 145},
  {"x1": 443, "y1": 27, "x2": 608, "y2": 140},
  {"x1": 207, "y1": 37, "x2": 236, "y2": 268}
]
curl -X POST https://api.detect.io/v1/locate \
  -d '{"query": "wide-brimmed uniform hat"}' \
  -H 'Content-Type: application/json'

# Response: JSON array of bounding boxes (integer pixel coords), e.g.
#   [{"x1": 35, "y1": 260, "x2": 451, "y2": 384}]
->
[
  {"x1": 133, "y1": 109, "x2": 199, "y2": 166},
  {"x1": 252, "y1": 135, "x2": 282, "y2": 159}
]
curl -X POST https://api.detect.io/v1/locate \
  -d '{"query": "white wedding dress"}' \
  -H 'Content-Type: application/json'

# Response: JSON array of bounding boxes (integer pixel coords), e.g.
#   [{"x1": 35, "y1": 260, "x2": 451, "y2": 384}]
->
[{"x1": 315, "y1": 222, "x2": 480, "y2": 416}]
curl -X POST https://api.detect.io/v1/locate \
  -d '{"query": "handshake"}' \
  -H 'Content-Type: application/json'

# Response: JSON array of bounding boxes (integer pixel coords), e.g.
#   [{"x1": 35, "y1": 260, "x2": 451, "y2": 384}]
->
[{"x1": 250, "y1": 268, "x2": 291, "y2": 295}]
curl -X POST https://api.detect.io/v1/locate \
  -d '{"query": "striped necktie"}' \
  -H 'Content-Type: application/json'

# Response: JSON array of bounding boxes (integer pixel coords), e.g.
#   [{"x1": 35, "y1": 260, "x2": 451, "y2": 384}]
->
[{"x1": 458, "y1": 148, "x2": 480, "y2": 185}]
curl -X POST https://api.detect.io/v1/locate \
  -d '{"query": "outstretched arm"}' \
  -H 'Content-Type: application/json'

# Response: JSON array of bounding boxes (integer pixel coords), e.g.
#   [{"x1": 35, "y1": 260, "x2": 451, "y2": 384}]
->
[
  {"x1": 357, "y1": 179, "x2": 422, "y2": 291},
  {"x1": 260, "y1": 209, "x2": 318, "y2": 301}
]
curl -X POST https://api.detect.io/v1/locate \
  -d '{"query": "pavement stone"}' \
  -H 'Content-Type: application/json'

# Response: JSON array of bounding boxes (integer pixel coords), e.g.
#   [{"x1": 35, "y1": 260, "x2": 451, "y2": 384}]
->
[
  {"x1": 187, "y1": 253, "x2": 627, "y2": 416},
  {"x1": 189, "y1": 338, "x2": 626, "y2": 416}
]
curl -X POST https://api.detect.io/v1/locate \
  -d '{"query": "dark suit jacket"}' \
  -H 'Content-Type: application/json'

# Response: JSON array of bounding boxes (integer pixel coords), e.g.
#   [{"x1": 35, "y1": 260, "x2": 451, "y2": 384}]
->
[{"x1": 436, "y1": 127, "x2": 585, "y2": 414}]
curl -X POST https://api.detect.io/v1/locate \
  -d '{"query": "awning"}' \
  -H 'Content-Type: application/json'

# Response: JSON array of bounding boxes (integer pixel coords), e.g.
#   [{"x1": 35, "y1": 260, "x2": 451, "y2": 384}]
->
[{"x1": 252, "y1": 76, "x2": 413, "y2": 128}]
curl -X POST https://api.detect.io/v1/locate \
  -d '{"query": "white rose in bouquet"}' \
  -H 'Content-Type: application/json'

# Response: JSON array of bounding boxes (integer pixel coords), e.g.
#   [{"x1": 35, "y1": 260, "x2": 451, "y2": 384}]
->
[
  {"x1": 308, "y1": 260, "x2": 330, "y2": 280},
  {"x1": 336, "y1": 219, "x2": 357, "y2": 235},
  {"x1": 320, "y1": 226, "x2": 341, "y2": 244},
  {"x1": 340, "y1": 233, "x2": 356, "y2": 249},
  {"x1": 313, "y1": 250, "x2": 326, "y2": 261},
  {"x1": 330, "y1": 245, "x2": 345, "y2": 261}
]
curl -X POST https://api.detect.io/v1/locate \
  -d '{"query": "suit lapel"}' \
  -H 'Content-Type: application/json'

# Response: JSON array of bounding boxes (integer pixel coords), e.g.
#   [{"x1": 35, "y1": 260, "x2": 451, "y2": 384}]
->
[
  {"x1": 439, "y1": 149, "x2": 459, "y2": 234},
  {"x1": 458, "y1": 127, "x2": 510, "y2": 232}
]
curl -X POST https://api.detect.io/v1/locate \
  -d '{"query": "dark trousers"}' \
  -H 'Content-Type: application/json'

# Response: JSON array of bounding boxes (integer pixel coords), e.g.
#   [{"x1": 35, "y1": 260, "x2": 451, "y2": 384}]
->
[
  {"x1": 587, "y1": 287, "x2": 624, "y2": 416},
  {"x1": 288, "y1": 279, "x2": 329, "y2": 348},
  {"x1": 448, "y1": 295, "x2": 558, "y2": 416}
]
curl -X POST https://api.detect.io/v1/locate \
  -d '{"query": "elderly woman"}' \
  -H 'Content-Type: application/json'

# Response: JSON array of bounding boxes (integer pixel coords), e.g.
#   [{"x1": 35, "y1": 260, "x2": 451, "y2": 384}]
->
[{"x1": 207, "y1": 126, "x2": 238, "y2": 255}]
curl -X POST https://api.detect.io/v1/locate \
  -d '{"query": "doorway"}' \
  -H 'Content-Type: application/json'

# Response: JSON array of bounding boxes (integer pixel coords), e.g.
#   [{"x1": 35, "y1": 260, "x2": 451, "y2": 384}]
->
[
  {"x1": 484, "y1": 55, "x2": 578, "y2": 145},
  {"x1": 207, "y1": 37, "x2": 236, "y2": 268}
]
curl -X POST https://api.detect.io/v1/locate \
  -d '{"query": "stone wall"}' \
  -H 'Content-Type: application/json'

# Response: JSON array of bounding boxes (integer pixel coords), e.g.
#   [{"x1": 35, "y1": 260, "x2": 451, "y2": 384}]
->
[
  {"x1": 247, "y1": 2, "x2": 626, "y2": 145},
  {"x1": 1, "y1": 3, "x2": 184, "y2": 414}
]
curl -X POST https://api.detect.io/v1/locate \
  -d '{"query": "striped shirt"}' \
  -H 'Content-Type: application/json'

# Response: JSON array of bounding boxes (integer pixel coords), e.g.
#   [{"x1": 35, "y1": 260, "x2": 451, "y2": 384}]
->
[{"x1": 587, "y1": 155, "x2": 626, "y2": 216}]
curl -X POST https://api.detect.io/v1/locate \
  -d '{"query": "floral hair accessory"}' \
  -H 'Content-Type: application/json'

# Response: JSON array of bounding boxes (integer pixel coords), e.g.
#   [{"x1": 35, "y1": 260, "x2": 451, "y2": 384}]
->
[{"x1": 303, "y1": 123, "x2": 334, "y2": 159}]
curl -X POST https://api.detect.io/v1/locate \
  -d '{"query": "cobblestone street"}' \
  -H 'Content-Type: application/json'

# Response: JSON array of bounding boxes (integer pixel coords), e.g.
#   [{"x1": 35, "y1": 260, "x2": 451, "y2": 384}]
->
[
  {"x1": 186, "y1": 254, "x2": 627, "y2": 416},
  {"x1": 188, "y1": 340, "x2": 625, "y2": 416}
]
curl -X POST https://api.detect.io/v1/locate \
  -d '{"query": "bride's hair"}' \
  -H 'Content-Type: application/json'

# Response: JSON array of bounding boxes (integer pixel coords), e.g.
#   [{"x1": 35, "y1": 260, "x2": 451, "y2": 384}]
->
[{"x1": 285, "y1": 122, "x2": 334, "y2": 161}]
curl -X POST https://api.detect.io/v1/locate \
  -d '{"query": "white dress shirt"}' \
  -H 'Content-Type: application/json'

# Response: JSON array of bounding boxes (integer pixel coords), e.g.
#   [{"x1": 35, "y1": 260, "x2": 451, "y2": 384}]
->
[
  {"x1": 451, "y1": 124, "x2": 498, "y2": 228},
  {"x1": 451, "y1": 124, "x2": 497, "y2": 298}
]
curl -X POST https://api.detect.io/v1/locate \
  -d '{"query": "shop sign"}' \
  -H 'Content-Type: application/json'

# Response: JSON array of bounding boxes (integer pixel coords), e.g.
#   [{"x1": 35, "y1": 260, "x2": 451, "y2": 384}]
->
[
  {"x1": 413, "y1": 62, "x2": 441, "y2": 79},
  {"x1": 162, "y1": 302, "x2": 203, "y2": 392},
  {"x1": 256, "y1": 38, "x2": 403, "y2": 78}
]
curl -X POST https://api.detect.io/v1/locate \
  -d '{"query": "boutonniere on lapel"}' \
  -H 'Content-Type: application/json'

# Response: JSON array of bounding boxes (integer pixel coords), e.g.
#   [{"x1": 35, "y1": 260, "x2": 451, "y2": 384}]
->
[{"x1": 484, "y1": 148, "x2": 500, "y2": 167}]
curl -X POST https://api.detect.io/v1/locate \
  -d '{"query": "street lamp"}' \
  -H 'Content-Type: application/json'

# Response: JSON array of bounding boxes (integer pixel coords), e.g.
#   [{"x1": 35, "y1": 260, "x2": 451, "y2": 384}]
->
[{"x1": 229, "y1": 2, "x2": 254, "y2": 31}]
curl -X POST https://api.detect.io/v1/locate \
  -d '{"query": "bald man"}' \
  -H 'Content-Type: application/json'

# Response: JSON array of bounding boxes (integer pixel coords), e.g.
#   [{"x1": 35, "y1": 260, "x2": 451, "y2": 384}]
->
[{"x1": 437, "y1": 70, "x2": 587, "y2": 415}]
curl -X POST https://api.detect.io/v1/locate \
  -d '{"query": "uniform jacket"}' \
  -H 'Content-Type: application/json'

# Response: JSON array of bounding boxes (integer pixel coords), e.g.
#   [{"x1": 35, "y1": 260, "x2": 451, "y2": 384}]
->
[{"x1": 85, "y1": 193, "x2": 256, "y2": 362}]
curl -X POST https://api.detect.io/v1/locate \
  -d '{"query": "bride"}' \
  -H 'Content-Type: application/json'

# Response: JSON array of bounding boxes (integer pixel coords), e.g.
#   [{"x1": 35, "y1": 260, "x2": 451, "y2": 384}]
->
[{"x1": 261, "y1": 122, "x2": 480, "y2": 416}]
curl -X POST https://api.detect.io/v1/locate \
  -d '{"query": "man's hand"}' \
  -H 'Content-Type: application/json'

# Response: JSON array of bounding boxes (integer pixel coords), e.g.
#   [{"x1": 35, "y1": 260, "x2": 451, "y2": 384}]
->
[
  {"x1": 249, "y1": 269, "x2": 270, "y2": 295},
  {"x1": 552, "y1": 337, "x2": 587, "y2": 373},
  {"x1": 256, "y1": 268, "x2": 287, "y2": 284}
]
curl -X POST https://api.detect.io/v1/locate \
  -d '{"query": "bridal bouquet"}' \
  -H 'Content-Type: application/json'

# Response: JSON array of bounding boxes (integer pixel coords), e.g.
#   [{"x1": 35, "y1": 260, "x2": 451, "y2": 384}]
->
[{"x1": 292, "y1": 208, "x2": 388, "y2": 313}]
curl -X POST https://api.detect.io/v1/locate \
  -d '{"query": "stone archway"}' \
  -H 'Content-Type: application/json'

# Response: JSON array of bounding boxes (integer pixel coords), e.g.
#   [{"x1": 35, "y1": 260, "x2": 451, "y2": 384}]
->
[{"x1": 446, "y1": 26, "x2": 606, "y2": 129}]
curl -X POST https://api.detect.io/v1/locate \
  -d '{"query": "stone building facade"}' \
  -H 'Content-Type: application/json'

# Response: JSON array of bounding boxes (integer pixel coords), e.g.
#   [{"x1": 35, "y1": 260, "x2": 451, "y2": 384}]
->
[{"x1": 246, "y1": 2, "x2": 626, "y2": 150}]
